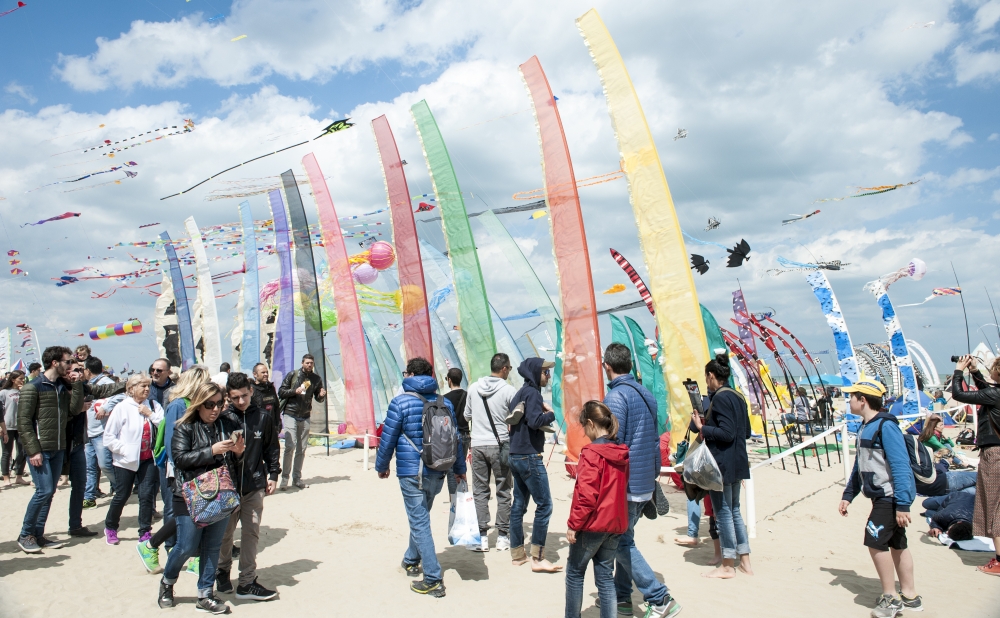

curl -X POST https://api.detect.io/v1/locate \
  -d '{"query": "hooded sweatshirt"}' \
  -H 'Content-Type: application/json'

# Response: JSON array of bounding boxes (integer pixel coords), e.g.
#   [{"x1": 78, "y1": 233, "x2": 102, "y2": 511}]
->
[
  {"x1": 509, "y1": 358, "x2": 555, "y2": 455},
  {"x1": 567, "y1": 436, "x2": 630, "y2": 534},
  {"x1": 465, "y1": 376, "x2": 517, "y2": 447},
  {"x1": 842, "y1": 411, "x2": 916, "y2": 512}
]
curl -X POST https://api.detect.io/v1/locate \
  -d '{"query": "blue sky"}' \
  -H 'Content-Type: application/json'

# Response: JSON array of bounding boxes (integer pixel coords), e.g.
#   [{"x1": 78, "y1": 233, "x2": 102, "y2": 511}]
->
[{"x1": 1, "y1": 0, "x2": 999, "y2": 383}]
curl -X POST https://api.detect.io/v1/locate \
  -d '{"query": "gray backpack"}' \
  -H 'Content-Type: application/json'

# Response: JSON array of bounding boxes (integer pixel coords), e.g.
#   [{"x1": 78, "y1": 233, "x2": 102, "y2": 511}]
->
[{"x1": 401, "y1": 393, "x2": 457, "y2": 472}]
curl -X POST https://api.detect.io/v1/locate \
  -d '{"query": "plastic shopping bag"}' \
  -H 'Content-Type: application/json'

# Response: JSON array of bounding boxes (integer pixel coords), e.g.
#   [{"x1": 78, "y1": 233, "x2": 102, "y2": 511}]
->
[
  {"x1": 681, "y1": 442, "x2": 724, "y2": 492},
  {"x1": 448, "y1": 487, "x2": 482, "y2": 547}
]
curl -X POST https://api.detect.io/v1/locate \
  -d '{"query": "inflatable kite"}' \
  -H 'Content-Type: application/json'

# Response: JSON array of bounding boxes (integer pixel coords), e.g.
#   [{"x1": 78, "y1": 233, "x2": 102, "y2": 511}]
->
[
  {"x1": 609, "y1": 248, "x2": 654, "y2": 315},
  {"x1": 89, "y1": 319, "x2": 143, "y2": 340},
  {"x1": 21, "y1": 212, "x2": 81, "y2": 227}
]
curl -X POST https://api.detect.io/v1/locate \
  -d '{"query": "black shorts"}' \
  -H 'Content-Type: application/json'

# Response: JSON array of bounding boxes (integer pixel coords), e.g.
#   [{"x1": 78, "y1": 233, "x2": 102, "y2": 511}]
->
[{"x1": 864, "y1": 501, "x2": 907, "y2": 551}]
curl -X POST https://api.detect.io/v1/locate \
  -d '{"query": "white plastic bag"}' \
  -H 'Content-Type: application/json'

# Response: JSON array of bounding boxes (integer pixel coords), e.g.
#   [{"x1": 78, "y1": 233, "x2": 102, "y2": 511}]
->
[
  {"x1": 448, "y1": 487, "x2": 482, "y2": 547},
  {"x1": 681, "y1": 442, "x2": 724, "y2": 492}
]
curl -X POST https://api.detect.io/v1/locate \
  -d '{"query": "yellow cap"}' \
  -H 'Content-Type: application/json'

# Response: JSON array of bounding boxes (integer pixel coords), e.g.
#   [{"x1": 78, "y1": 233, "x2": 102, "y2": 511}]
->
[{"x1": 842, "y1": 379, "x2": 887, "y2": 398}]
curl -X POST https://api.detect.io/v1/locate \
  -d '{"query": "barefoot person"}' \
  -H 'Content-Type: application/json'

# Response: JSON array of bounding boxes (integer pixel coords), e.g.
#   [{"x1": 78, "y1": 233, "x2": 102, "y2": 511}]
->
[
  {"x1": 602, "y1": 343, "x2": 679, "y2": 616},
  {"x1": 838, "y1": 378, "x2": 922, "y2": 617},
  {"x1": 508, "y1": 357, "x2": 562, "y2": 573}
]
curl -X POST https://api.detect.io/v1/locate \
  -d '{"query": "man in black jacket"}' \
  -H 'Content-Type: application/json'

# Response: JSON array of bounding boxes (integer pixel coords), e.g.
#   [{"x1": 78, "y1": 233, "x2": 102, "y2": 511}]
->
[
  {"x1": 277, "y1": 354, "x2": 326, "y2": 490},
  {"x1": 216, "y1": 372, "x2": 280, "y2": 602},
  {"x1": 251, "y1": 363, "x2": 279, "y2": 433}
]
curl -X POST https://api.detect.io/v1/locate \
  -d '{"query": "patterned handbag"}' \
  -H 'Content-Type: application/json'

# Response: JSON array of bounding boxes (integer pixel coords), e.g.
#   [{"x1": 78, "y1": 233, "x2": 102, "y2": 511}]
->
[{"x1": 182, "y1": 464, "x2": 241, "y2": 528}]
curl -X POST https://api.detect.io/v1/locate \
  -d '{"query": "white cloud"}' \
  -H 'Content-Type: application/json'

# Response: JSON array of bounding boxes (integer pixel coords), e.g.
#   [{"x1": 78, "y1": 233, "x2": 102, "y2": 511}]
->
[
  {"x1": 974, "y1": 0, "x2": 1000, "y2": 33},
  {"x1": 945, "y1": 165, "x2": 1000, "y2": 188},
  {"x1": 989, "y1": 132, "x2": 999, "y2": 141},
  {"x1": 953, "y1": 44, "x2": 1000, "y2": 84},
  {"x1": 993, "y1": 188, "x2": 1000, "y2": 203},
  {"x1": 4, "y1": 81, "x2": 37, "y2": 105}
]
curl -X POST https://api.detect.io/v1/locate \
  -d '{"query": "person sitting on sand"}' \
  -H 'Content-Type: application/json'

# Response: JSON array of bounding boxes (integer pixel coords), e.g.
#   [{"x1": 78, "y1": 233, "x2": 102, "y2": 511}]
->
[
  {"x1": 838, "y1": 378, "x2": 922, "y2": 617},
  {"x1": 375, "y1": 357, "x2": 466, "y2": 599},
  {"x1": 922, "y1": 491, "x2": 974, "y2": 542}
]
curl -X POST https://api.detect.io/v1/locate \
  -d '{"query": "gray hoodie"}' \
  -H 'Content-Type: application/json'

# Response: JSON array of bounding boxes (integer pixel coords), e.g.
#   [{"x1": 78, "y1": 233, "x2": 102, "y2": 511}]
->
[{"x1": 464, "y1": 376, "x2": 517, "y2": 448}]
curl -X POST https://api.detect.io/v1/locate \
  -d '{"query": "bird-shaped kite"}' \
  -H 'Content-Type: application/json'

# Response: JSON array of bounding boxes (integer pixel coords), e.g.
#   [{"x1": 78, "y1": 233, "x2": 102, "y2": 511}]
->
[
  {"x1": 414, "y1": 202, "x2": 436, "y2": 213},
  {"x1": 704, "y1": 217, "x2": 720, "y2": 231},
  {"x1": 674, "y1": 128, "x2": 687, "y2": 141},
  {"x1": 690, "y1": 254, "x2": 710, "y2": 275},
  {"x1": 726, "y1": 239, "x2": 751, "y2": 267},
  {"x1": 781, "y1": 210, "x2": 821, "y2": 225}
]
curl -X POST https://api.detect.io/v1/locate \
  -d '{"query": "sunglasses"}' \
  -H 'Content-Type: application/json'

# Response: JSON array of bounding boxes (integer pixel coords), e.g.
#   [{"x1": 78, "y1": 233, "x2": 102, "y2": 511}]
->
[
  {"x1": 150, "y1": 368, "x2": 165, "y2": 373},
  {"x1": 201, "y1": 400, "x2": 222, "y2": 411},
  {"x1": 542, "y1": 369, "x2": 551, "y2": 377}
]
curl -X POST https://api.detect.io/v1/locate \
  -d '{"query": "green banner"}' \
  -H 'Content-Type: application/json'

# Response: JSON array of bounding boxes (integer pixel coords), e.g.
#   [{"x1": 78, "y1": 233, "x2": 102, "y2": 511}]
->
[
  {"x1": 609, "y1": 314, "x2": 640, "y2": 381},
  {"x1": 411, "y1": 100, "x2": 496, "y2": 381},
  {"x1": 624, "y1": 316, "x2": 667, "y2": 434},
  {"x1": 700, "y1": 304, "x2": 733, "y2": 387},
  {"x1": 552, "y1": 319, "x2": 564, "y2": 429}
]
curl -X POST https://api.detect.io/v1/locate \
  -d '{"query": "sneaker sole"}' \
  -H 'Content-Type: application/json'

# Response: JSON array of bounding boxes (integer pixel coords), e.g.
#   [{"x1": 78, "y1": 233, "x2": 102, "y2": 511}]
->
[
  {"x1": 18, "y1": 544, "x2": 41, "y2": 554},
  {"x1": 235, "y1": 592, "x2": 277, "y2": 601},
  {"x1": 411, "y1": 585, "x2": 446, "y2": 597},
  {"x1": 194, "y1": 605, "x2": 230, "y2": 614}
]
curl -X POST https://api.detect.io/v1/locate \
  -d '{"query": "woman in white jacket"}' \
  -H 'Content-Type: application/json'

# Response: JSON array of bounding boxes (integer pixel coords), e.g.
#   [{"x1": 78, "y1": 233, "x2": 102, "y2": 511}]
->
[{"x1": 103, "y1": 373, "x2": 164, "y2": 546}]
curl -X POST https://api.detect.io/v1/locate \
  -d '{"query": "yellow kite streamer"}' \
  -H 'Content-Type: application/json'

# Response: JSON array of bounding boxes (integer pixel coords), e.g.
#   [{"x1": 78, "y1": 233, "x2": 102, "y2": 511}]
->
[
  {"x1": 602, "y1": 283, "x2": 626, "y2": 295},
  {"x1": 577, "y1": 9, "x2": 709, "y2": 448}
]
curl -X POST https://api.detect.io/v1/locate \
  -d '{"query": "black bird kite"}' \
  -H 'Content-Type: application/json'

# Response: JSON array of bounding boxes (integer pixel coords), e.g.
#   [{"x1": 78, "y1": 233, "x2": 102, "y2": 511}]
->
[
  {"x1": 690, "y1": 254, "x2": 710, "y2": 275},
  {"x1": 726, "y1": 239, "x2": 751, "y2": 267}
]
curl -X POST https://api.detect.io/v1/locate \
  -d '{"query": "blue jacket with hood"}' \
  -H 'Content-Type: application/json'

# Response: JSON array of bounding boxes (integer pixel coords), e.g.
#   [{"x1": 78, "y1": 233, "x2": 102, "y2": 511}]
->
[
  {"x1": 603, "y1": 374, "x2": 660, "y2": 498},
  {"x1": 509, "y1": 358, "x2": 555, "y2": 455},
  {"x1": 375, "y1": 375, "x2": 466, "y2": 478},
  {"x1": 842, "y1": 411, "x2": 916, "y2": 512}
]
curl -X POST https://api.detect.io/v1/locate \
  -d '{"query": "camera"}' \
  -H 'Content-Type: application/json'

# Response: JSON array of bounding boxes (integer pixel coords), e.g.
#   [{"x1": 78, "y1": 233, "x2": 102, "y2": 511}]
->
[{"x1": 951, "y1": 356, "x2": 963, "y2": 363}]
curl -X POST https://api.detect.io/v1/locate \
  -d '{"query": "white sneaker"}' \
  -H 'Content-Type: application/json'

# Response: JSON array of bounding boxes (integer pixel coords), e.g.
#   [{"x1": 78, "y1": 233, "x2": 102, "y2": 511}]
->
[
  {"x1": 495, "y1": 535, "x2": 511, "y2": 551},
  {"x1": 471, "y1": 537, "x2": 489, "y2": 552}
]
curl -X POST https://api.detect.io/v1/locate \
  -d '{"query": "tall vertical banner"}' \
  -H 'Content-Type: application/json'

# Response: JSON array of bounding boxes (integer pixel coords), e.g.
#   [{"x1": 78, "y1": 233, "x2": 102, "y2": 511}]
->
[
  {"x1": 520, "y1": 55, "x2": 603, "y2": 461},
  {"x1": 371, "y1": 115, "x2": 434, "y2": 365},
  {"x1": 161, "y1": 231, "x2": 196, "y2": 370},
  {"x1": 155, "y1": 270, "x2": 182, "y2": 368},
  {"x1": 609, "y1": 314, "x2": 639, "y2": 381},
  {"x1": 302, "y1": 153, "x2": 376, "y2": 433},
  {"x1": 806, "y1": 272, "x2": 859, "y2": 385},
  {"x1": 268, "y1": 189, "x2": 295, "y2": 387},
  {"x1": 184, "y1": 217, "x2": 222, "y2": 371},
  {"x1": 732, "y1": 291, "x2": 757, "y2": 356},
  {"x1": 577, "y1": 9, "x2": 708, "y2": 449},
  {"x1": 0, "y1": 327, "x2": 9, "y2": 373},
  {"x1": 411, "y1": 100, "x2": 497, "y2": 382},
  {"x1": 239, "y1": 200, "x2": 261, "y2": 371},
  {"x1": 624, "y1": 316, "x2": 667, "y2": 434},
  {"x1": 866, "y1": 280, "x2": 919, "y2": 416}
]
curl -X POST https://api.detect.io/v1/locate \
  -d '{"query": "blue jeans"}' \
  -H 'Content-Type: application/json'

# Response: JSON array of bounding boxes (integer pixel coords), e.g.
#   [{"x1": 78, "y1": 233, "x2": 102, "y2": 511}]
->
[
  {"x1": 85, "y1": 434, "x2": 115, "y2": 500},
  {"x1": 509, "y1": 453, "x2": 553, "y2": 552},
  {"x1": 946, "y1": 470, "x2": 977, "y2": 495},
  {"x1": 615, "y1": 501, "x2": 669, "y2": 606},
  {"x1": 161, "y1": 515, "x2": 228, "y2": 595},
  {"x1": 686, "y1": 499, "x2": 700, "y2": 537},
  {"x1": 21, "y1": 450, "x2": 65, "y2": 538},
  {"x1": 565, "y1": 531, "x2": 620, "y2": 618},
  {"x1": 399, "y1": 474, "x2": 445, "y2": 583},
  {"x1": 157, "y1": 465, "x2": 176, "y2": 549},
  {"x1": 710, "y1": 482, "x2": 750, "y2": 560},
  {"x1": 68, "y1": 443, "x2": 87, "y2": 530}
]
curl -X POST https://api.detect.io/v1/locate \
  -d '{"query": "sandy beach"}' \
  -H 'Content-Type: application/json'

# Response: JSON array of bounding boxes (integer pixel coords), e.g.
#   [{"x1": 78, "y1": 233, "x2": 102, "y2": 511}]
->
[{"x1": 1, "y1": 442, "x2": 996, "y2": 618}]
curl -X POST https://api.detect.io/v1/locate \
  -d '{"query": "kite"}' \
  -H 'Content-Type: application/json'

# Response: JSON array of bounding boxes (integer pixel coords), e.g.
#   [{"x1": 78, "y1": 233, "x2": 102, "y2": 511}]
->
[
  {"x1": 161, "y1": 118, "x2": 354, "y2": 200},
  {"x1": 690, "y1": 254, "x2": 710, "y2": 275},
  {"x1": 10, "y1": 268, "x2": 26, "y2": 276},
  {"x1": 231, "y1": 35, "x2": 247, "y2": 42},
  {"x1": 873, "y1": 257, "x2": 926, "y2": 290},
  {"x1": 21, "y1": 212, "x2": 81, "y2": 227},
  {"x1": 139, "y1": 222, "x2": 160, "y2": 229},
  {"x1": 673, "y1": 128, "x2": 687, "y2": 141},
  {"x1": 528, "y1": 210, "x2": 548, "y2": 220},
  {"x1": 767, "y1": 256, "x2": 850, "y2": 276},
  {"x1": 902, "y1": 21, "x2": 934, "y2": 31},
  {"x1": 7, "y1": 250, "x2": 18, "y2": 256},
  {"x1": 512, "y1": 164, "x2": 624, "y2": 200},
  {"x1": 704, "y1": 217, "x2": 720, "y2": 231},
  {"x1": 88, "y1": 319, "x2": 143, "y2": 340},
  {"x1": 782, "y1": 210, "x2": 820, "y2": 225},
  {"x1": 54, "y1": 276, "x2": 78, "y2": 286},
  {"x1": 8, "y1": 259, "x2": 19, "y2": 266},
  {"x1": 813, "y1": 180, "x2": 920, "y2": 203},
  {"x1": 414, "y1": 202, "x2": 435, "y2": 213},
  {"x1": 602, "y1": 283, "x2": 626, "y2": 295},
  {"x1": 898, "y1": 287, "x2": 961, "y2": 307},
  {"x1": 681, "y1": 230, "x2": 730, "y2": 251},
  {"x1": 207, "y1": 13, "x2": 224, "y2": 21},
  {"x1": 609, "y1": 248, "x2": 655, "y2": 315},
  {"x1": 78, "y1": 120, "x2": 194, "y2": 157},
  {"x1": 28, "y1": 162, "x2": 137, "y2": 192},
  {"x1": 0, "y1": 2, "x2": 25, "y2": 18},
  {"x1": 726, "y1": 239, "x2": 751, "y2": 267}
]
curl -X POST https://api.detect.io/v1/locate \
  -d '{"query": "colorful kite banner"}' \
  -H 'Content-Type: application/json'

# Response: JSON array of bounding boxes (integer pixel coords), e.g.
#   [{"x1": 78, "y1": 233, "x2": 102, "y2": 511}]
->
[
  {"x1": 89, "y1": 319, "x2": 142, "y2": 340},
  {"x1": 898, "y1": 287, "x2": 962, "y2": 307},
  {"x1": 806, "y1": 271, "x2": 859, "y2": 385},
  {"x1": 268, "y1": 189, "x2": 295, "y2": 388},
  {"x1": 184, "y1": 217, "x2": 222, "y2": 370},
  {"x1": 865, "y1": 278, "x2": 919, "y2": 416},
  {"x1": 161, "y1": 231, "x2": 196, "y2": 370},
  {"x1": 21, "y1": 212, "x2": 80, "y2": 227},
  {"x1": 239, "y1": 200, "x2": 261, "y2": 370}
]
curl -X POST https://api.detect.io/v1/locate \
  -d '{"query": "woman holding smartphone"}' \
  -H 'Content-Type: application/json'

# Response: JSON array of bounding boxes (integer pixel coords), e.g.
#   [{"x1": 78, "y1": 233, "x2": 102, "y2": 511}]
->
[{"x1": 157, "y1": 382, "x2": 244, "y2": 613}]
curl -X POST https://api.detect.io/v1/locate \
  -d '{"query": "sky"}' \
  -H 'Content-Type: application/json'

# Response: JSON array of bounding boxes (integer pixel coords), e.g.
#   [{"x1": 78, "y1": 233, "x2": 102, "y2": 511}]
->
[{"x1": 1, "y1": 0, "x2": 999, "y2": 382}]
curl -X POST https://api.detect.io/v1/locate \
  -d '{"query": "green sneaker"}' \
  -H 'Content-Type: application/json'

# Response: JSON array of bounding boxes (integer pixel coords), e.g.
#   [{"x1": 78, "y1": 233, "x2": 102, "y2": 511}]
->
[
  {"x1": 618, "y1": 601, "x2": 634, "y2": 616},
  {"x1": 82, "y1": 499, "x2": 97, "y2": 509},
  {"x1": 136, "y1": 540, "x2": 161, "y2": 573},
  {"x1": 184, "y1": 556, "x2": 200, "y2": 574}
]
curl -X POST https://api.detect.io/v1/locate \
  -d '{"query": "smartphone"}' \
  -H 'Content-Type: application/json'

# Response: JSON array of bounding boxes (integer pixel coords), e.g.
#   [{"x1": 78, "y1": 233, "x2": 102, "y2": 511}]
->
[
  {"x1": 682, "y1": 379, "x2": 704, "y2": 415},
  {"x1": 231, "y1": 429, "x2": 244, "y2": 441}
]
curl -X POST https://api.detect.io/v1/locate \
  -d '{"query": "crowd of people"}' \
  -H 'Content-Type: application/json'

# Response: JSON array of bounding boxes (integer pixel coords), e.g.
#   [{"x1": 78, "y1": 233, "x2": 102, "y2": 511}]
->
[{"x1": 1, "y1": 341, "x2": 997, "y2": 618}]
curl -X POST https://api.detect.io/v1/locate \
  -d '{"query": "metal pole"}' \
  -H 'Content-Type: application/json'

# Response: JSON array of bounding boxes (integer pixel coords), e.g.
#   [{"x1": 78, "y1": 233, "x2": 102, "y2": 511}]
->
[{"x1": 952, "y1": 262, "x2": 971, "y2": 354}]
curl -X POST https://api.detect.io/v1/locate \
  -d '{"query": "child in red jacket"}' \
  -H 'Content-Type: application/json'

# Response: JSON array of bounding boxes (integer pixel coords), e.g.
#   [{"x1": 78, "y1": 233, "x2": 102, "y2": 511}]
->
[{"x1": 565, "y1": 401, "x2": 630, "y2": 618}]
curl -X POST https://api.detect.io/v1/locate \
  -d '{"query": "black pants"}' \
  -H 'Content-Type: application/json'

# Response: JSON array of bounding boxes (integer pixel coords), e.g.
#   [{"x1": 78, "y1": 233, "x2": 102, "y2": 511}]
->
[
  {"x1": 2, "y1": 430, "x2": 26, "y2": 477},
  {"x1": 105, "y1": 459, "x2": 158, "y2": 534}
]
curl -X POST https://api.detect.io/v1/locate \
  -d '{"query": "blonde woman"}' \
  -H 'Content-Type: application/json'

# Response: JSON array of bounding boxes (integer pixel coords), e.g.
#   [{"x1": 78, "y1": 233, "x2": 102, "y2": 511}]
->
[
  {"x1": 136, "y1": 365, "x2": 211, "y2": 574},
  {"x1": 103, "y1": 373, "x2": 164, "y2": 545},
  {"x1": 158, "y1": 382, "x2": 243, "y2": 613}
]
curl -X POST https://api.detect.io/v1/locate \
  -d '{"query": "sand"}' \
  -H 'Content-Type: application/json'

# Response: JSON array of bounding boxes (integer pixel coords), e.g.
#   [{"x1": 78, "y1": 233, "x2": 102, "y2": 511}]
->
[{"x1": 1, "y1": 441, "x2": 997, "y2": 618}]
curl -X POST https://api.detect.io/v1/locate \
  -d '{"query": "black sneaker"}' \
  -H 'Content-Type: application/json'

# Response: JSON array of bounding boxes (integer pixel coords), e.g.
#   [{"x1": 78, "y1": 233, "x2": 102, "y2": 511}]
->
[
  {"x1": 410, "y1": 579, "x2": 446, "y2": 598},
  {"x1": 235, "y1": 578, "x2": 278, "y2": 601},
  {"x1": 231, "y1": 544, "x2": 240, "y2": 558},
  {"x1": 900, "y1": 594, "x2": 923, "y2": 612},
  {"x1": 618, "y1": 601, "x2": 634, "y2": 616},
  {"x1": 215, "y1": 569, "x2": 234, "y2": 594},
  {"x1": 69, "y1": 526, "x2": 99, "y2": 537},
  {"x1": 17, "y1": 534, "x2": 41, "y2": 554},
  {"x1": 401, "y1": 560, "x2": 422, "y2": 577},
  {"x1": 157, "y1": 581, "x2": 174, "y2": 608},
  {"x1": 195, "y1": 595, "x2": 231, "y2": 614},
  {"x1": 36, "y1": 536, "x2": 65, "y2": 549}
]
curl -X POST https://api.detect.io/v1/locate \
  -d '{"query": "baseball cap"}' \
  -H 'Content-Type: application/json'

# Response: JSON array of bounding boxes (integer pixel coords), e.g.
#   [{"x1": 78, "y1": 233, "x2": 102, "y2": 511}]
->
[
  {"x1": 541, "y1": 360, "x2": 555, "y2": 369},
  {"x1": 842, "y1": 379, "x2": 886, "y2": 398}
]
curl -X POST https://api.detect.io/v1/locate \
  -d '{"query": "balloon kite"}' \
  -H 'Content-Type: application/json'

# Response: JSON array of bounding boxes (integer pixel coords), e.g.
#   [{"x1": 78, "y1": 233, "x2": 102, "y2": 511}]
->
[
  {"x1": 21, "y1": 212, "x2": 81, "y2": 227},
  {"x1": 368, "y1": 241, "x2": 396, "y2": 270},
  {"x1": 89, "y1": 319, "x2": 143, "y2": 340}
]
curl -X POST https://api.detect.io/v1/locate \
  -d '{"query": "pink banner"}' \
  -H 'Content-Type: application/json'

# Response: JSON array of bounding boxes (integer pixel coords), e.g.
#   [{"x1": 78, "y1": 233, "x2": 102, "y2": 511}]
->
[
  {"x1": 520, "y1": 56, "x2": 603, "y2": 461},
  {"x1": 371, "y1": 115, "x2": 434, "y2": 367},
  {"x1": 302, "y1": 153, "x2": 375, "y2": 433}
]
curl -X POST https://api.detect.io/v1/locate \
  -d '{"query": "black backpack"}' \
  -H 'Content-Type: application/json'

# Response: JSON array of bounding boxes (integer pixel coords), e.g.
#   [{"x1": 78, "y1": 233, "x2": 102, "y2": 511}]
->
[{"x1": 401, "y1": 393, "x2": 457, "y2": 472}]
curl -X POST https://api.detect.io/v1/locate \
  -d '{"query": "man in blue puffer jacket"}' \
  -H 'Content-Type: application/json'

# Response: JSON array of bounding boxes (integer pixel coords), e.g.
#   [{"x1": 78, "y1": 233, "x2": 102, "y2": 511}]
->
[
  {"x1": 376, "y1": 357, "x2": 466, "y2": 599},
  {"x1": 603, "y1": 343, "x2": 679, "y2": 618}
]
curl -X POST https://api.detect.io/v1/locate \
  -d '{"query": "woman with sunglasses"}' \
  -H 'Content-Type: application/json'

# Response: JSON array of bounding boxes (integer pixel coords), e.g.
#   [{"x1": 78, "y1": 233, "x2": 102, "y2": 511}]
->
[
  {"x1": 103, "y1": 373, "x2": 165, "y2": 546},
  {"x1": 158, "y1": 382, "x2": 244, "y2": 614}
]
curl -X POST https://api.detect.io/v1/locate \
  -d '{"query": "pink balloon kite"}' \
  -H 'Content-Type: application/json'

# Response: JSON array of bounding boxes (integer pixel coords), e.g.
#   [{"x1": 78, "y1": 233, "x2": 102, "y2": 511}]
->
[
  {"x1": 368, "y1": 241, "x2": 396, "y2": 271},
  {"x1": 352, "y1": 262, "x2": 378, "y2": 285}
]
